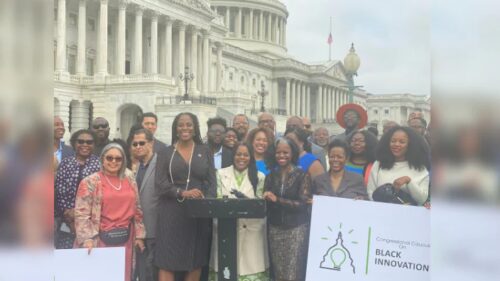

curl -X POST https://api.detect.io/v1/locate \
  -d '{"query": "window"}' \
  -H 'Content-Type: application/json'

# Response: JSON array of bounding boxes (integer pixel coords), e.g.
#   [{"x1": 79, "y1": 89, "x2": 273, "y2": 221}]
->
[
  {"x1": 374, "y1": 109, "x2": 378, "y2": 114},
  {"x1": 252, "y1": 78, "x2": 256, "y2": 86},
  {"x1": 384, "y1": 109, "x2": 389, "y2": 115},
  {"x1": 68, "y1": 54, "x2": 76, "y2": 74},
  {"x1": 87, "y1": 19, "x2": 95, "y2": 31},
  {"x1": 240, "y1": 76, "x2": 244, "y2": 83},
  {"x1": 229, "y1": 72, "x2": 233, "y2": 80},
  {"x1": 69, "y1": 13, "x2": 77, "y2": 26}
]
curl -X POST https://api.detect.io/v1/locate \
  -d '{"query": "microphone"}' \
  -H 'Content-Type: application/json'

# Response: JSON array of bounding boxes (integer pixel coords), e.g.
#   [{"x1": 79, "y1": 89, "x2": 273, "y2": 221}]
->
[{"x1": 230, "y1": 189, "x2": 248, "y2": 199}]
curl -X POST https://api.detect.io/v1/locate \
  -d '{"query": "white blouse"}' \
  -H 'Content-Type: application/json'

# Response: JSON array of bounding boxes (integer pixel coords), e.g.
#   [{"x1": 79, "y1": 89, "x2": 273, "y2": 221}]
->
[{"x1": 367, "y1": 161, "x2": 429, "y2": 205}]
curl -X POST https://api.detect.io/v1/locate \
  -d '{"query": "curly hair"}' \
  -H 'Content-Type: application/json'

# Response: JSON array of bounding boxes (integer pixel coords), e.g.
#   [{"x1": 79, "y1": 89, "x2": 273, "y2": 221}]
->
[
  {"x1": 207, "y1": 116, "x2": 227, "y2": 129},
  {"x1": 347, "y1": 129, "x2": 378, "y2": 163},
  {"x1": 328, "y1": 139, "x2": 351, "y2": 160},
  {"x1": 246, "y1": 127, "x2": 274, "y2": 152},
  {"x1": 232, "y1": 142, "x2": 259, "y2": 193},
  {"x1": 376, "y1": 126, "x2": 430, "y2": 171},
  {"x1": 265, "y1": 137, "x2": 300, "y2": 171},
  {"x1": 171, "y1": 112, "x2": 203, "y2": 145},
  {"x1": 284, "y1": 127, "x2": 312, "y2": 153},
  {"x1": 69, "y1": 129, "x2": 97, "y2": 149}
]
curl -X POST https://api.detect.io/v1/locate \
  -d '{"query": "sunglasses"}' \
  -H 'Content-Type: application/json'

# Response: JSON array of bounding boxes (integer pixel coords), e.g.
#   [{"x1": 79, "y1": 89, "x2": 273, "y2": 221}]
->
[
  {"x1": 92, "y1": 124, "x2": 109, "y2": 130},
  {"x1": 76, "y1": 139, "x2": 94, "y2": 145},
  {"x1": 105, "y1": 156, "x2": 123, "y2": 163},
  {"x1": 132, "y1": 141, "x2": 147, "y2": 147}
]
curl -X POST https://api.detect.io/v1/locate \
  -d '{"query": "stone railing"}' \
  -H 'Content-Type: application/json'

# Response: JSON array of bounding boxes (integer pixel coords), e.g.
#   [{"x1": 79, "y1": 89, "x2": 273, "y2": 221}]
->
[
  {"x1": 159, "y1": 95, "x2": 217, "y2": 105},
  {"x1": 55, "y1": 73, "x2": 175, "y2": 85},
  {"x1": 224, "y1": 44, "x2": 274, "y2": 66}
]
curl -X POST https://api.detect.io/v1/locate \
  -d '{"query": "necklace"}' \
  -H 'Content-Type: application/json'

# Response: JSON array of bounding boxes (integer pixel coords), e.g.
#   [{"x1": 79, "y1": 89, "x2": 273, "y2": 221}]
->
[
  {"x1": 169, "y1": 142, "x2": 195, "y2": 203},
  {"x1": 103, "y1": 173, "x2": 122, "y2": 191}
]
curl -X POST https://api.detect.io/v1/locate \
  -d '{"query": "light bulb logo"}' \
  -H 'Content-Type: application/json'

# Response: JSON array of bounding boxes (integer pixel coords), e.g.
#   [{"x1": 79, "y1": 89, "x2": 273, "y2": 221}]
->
[
  {"x1": 320, "y1": 229, "x2": 356, "y2": 274},
  {"x1": 330, "y1": 248, "x2": 347, "y2": 270}
]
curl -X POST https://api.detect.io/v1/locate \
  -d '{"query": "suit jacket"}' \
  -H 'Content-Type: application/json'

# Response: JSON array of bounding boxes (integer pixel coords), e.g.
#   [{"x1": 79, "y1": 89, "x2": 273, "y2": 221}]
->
[
  {"x1": 138, "y1": 153, "x2": 158, "y2": 239},
  {"x1": 311, "y1": 142, "x2": 327, "y2": 170},
  {"x1": 221, "y1": 146, "x2": 234, "y2": 169},
  {"x1": 153, "y1": 138, "x2": 168, "y2": 154},
  {"x1": 312, "y1": 170, "x2": 368, "y2": 199}
]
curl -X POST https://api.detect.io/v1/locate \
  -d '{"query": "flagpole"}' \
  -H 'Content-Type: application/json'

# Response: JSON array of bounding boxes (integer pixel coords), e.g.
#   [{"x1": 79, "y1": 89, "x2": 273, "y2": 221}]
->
[{"x1": 329, "y1": 17, "x2": 332, "y2": 61}]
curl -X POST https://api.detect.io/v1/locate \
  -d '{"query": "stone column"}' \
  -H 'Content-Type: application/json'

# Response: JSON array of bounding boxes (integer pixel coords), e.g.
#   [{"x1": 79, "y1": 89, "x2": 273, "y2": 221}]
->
[
  {"x1": 283, "y1": 18, "x2": 287, "y2": 47},
  {"x1": 190, "y1": 27, "x2": 198, "y2": 92},
  {"x1": 225, "y1": 7, "x2": 230, "y2": 30},
  {"x1": 116, "y1": 0, "x2": 127, "y2": 75},
  {"x1": 56, "y1": 0, "x2": 67, "y2": 73},
  {"x1": 285, "y1": 79, "x2": 291, "y2": 115},
  {"x1": 97, "y1": 0, "x2": 108, "y2": 75},
  {"x1": 178, "y1": 23, "x2": 186, "y2": 86},
  {"x1": 216, "y1": 43, "x2": 223, "y2": 91},
  {"x1": 333, "y1": 88, "x2": 338, "y2": 115},
  {"x1": 150, "y1": 13, "x2": 158, "y2": 74},
  {"x1": 236, "y1": 8, "x2": 242, "y2": 37},
  {"x1": 271, "y1": 15, "x2": 277, "y2": 43},
  {"x1": 259, "y1": 11, "x2": 264, "y2": 41},
  {"x1": 329, "y1": 87, "x2": 334, "y2": 119},
  {"x1": 165, "y1": 18, "x2": 173, "y2": 77},
  {"x1": 267, "y1": 13, "x2": 272, "y2": 42},
  {"x1": 290, "y1": 79, "x2": 295, "y2": 115},
  {"x1": 134, "y1": 7, "x2": 143, "y2": 74},
  {"x1": 249, "y1": 9, "x2": 254, "y2": 39},
  {"x1": 202, "y1": 33, "x2": 210, "y2": 93},
  {"x1": 321, "y1": 85, "x2": 329, "y2": 119},
  {"x1": 302, "y1": 83, "x2": 306, "y2": 117},
  {"x1": 76, "y1": 0, "x2": 87, "y2": 75},
  {"x1": 316, "y1": 85, "x2": 322, "y2": 122},
  {"x1": 306, "y1": 85, "x2": 311, "y2": 118},
  {"x1": 295, "y1": 82, "x2": 300, "y2": 116}
]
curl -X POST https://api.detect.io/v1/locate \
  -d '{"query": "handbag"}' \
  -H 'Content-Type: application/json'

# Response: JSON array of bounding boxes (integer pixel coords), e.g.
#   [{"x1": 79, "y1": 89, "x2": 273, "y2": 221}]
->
[{"x1": 99, "y1": 223, "x2": 131, "y2": 245}]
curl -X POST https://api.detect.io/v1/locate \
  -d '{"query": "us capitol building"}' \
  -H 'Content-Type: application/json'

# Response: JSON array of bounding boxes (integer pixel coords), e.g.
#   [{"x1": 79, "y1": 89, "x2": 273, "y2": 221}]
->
[{"x1": 53, "y1": 0, "x2": 370, "y2": 143}]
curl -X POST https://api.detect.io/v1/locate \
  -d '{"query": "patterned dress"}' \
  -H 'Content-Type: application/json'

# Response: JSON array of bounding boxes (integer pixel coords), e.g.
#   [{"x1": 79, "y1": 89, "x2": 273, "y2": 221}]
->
[
  {"x1": 264, "y1": 166, "x2": 312, "y2": 281},
  {"x1": 54, "y1": 155, "x2": 100, "y2": 249}
]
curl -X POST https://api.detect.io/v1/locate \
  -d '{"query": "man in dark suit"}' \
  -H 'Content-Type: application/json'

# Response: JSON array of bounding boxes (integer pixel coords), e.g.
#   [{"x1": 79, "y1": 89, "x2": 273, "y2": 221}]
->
[
  {"x1": 53, "y1": 116, "x2": 74, "y2": 163},
  {"x1": 207, "y1": 117, "x2": 233, "y2": 170},
  {"x1": 131, "y1": 128, "x2": 159, "y2": 281},
  {"x1": 140, "y1": 112, "x2": 168, "y2": 153}
]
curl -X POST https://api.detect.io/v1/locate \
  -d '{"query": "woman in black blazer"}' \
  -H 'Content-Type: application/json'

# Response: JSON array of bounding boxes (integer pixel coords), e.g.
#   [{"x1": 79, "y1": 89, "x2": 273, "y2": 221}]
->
[{"x1": 312, "y1": 139, "x2": 367, "y2": 199}]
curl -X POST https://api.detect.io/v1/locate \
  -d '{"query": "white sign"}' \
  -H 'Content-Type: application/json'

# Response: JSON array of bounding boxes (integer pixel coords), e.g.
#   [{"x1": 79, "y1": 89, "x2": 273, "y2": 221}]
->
[
  {"x1": 306, "y1": 196, "x2": 430, "y2": 281},
  {"x1": 54, "y1": 247, "x2": 125, "y2": 281}
]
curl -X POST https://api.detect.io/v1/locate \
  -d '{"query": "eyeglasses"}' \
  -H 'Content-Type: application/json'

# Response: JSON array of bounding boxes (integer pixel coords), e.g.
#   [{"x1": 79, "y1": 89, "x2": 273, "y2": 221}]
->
[
  {"x1": 92, "y1": 124, "x2": 109, "y2": 130},
  {"x1": 105, "y1": 156, "x2": 123, "y2": 163},
  {"x1": 304, "y1": 125, "x2": 311, "y2": 129},
  {"x1": 132, "y1": 141, "x2": 147, "y2": 147},
  {"x1": 76, "y1": 139, "x2": 94, "y2": 145}
]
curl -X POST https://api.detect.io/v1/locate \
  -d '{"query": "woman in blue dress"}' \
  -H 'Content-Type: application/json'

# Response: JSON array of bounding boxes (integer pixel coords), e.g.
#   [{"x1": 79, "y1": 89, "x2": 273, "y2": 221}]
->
[
  {"x1": 285, "y1": 128, "x2": 324, "y2": 179},
  {"x1": 246, "y1": 127, "x2": 274, "y2": 176}
]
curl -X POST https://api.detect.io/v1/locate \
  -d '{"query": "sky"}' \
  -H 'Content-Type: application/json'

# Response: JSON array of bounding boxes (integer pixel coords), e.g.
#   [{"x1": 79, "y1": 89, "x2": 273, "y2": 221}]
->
[{"x1": 282, "y1": 0, "x2": 431, "y2": 96}]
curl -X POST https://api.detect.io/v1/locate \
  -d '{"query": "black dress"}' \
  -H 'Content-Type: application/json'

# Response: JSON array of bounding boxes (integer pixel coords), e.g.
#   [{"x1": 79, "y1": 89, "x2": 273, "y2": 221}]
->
[{"x1": 154, "y1": 143, "x2": 216, "y2": 271}]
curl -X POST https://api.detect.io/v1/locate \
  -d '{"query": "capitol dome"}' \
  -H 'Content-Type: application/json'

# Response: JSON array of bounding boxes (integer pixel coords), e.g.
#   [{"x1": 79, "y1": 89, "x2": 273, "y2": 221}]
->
[{"x1": 210, "y1": 0, "x2": 289, "y2": 58}]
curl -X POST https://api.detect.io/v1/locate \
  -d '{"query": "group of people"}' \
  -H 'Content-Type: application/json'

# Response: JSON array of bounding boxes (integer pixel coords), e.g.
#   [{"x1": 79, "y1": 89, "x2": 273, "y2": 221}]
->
[{"x1": 53, "y1": 103, "x2": 431, "y2": 281}]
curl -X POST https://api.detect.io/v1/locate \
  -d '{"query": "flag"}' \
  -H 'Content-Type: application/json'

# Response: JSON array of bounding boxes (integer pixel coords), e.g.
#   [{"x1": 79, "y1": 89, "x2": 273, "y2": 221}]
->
[{"x1": 327, "y1": 32, "x2": 333, "y2": 45}]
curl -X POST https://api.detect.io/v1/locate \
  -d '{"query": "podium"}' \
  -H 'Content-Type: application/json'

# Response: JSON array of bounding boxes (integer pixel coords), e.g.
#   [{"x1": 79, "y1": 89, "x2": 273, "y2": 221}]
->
[{"x1": 185, "y1": 198, "x2": 266, "y2": 281}]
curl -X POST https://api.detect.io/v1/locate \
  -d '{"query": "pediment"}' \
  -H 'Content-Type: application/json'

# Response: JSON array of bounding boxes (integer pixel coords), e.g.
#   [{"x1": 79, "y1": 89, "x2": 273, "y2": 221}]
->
[{"x1": 324, "y1": 61, "x2": 347, "y2": 81}]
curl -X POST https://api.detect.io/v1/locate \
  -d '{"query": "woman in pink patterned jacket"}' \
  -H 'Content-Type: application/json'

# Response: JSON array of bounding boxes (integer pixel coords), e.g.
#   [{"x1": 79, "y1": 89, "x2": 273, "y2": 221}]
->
[{"x1": 75, "y1": 143, "x2": 146, "y2": 281}]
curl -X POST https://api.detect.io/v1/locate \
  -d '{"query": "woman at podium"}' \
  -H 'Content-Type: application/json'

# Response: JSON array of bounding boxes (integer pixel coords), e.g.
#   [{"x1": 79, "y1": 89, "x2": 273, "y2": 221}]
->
[
  {"x1": 263, "y1": 138, "x2": 312, "y2": 281},
  {"x1": 209, "y1": 142, "x2": 270, "y2": 281},
  {"x1": 155, "y1": 112, "x2": 216, "y2": 281}
]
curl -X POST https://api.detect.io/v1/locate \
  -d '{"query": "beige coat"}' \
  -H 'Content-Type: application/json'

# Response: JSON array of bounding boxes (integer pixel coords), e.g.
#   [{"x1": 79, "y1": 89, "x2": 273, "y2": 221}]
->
[{"x1": 210, "y1": 166, "x2": 269, "y2": 276}]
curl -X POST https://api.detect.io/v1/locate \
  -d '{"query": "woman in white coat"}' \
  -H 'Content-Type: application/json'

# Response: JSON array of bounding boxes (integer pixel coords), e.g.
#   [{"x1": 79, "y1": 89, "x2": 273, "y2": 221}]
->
[{"x1": 209, "y1": 142, "x2": 270, "y2": 281}]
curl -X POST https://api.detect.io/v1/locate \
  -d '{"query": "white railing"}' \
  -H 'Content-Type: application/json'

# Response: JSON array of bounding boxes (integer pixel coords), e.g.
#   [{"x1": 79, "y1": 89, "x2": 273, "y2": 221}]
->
[{"x1": 55, "y1": 73, "x2": 175, "y2": 85}]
